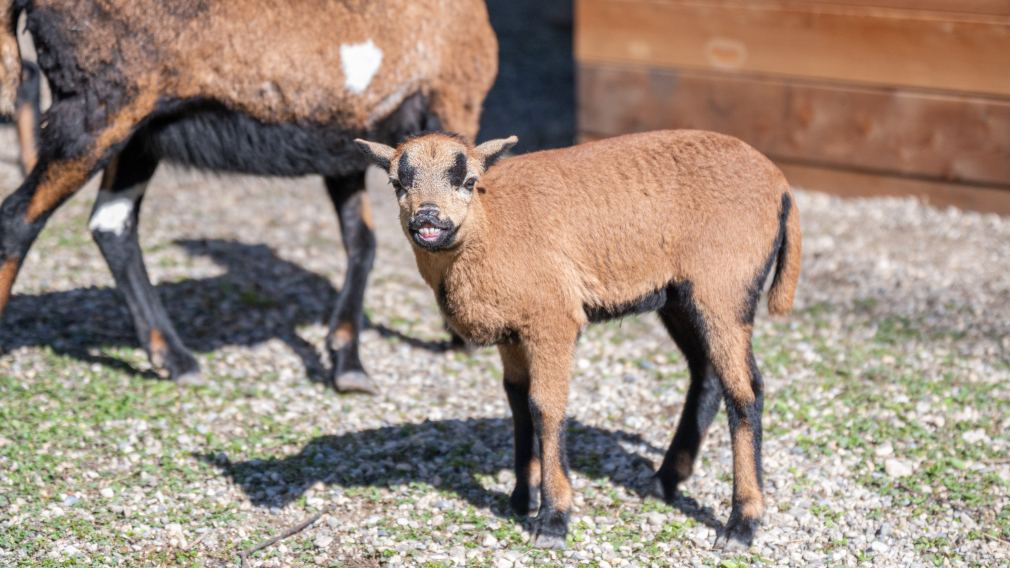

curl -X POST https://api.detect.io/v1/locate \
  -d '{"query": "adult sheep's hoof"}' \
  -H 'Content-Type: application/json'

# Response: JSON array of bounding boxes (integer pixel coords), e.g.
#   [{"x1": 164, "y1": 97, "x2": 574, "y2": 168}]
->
[
  {"x1": 650, "y1": 473, "x2": 678, "y2": 503},
  {"x1": 531, "y1": 509, "x2": 568, "y2": 549},
  {"x1": 531, "y1": 532, "x2": 566, "y2": 549},
  {"x1": 334, "y1": 371, "x2": 379, "y2": 394},
  {"x1": 152, "y1": 345, "x2": 200, "y2": 383},
  {"x1": 713, "y1": 516, "x2": 757, "y2": 552}
]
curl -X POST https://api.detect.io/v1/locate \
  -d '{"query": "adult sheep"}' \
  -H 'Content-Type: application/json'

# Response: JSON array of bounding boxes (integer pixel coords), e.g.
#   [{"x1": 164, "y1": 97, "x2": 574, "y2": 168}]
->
[
  {"x1": 355, "y1": 130, "x2": 802, "y2": 549},
  {"x1": 0, "y1": 0, "x2": 498, "y2": 392}
]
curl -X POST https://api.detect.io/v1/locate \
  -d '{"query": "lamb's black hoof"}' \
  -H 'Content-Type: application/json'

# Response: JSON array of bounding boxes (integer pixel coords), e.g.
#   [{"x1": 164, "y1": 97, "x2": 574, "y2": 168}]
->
[
  {"x1": 510, "y1": 485, "x2": 540, "y2": 517},
  {"x1": 713, "y1": 515, "x2": 757, "y2": 552},
  {"x1": 531, "y1": 508, "x2": 568, "y2": 549},
  {"x1": 334, "y1": 370, "x2": 379, "y2": 394}
]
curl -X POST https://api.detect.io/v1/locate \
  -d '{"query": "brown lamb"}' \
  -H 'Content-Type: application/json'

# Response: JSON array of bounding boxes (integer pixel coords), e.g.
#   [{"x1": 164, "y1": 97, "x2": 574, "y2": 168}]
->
[
  {"x1": 355, "y1": 129, "x2": 802, "y2": 550},
  {"x1": 0, "y1": 0, "x2": 497, "y2": 391}
]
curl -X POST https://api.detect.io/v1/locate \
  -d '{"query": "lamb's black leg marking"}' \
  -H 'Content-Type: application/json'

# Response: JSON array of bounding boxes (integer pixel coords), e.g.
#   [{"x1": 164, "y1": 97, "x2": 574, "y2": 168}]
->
[
  {"x1": 324, "y1": 171, "x2": 377, "y2": 394},
  {"x1": 90, "y1": 136, "x2": 199, "y2": 381},
  {"x1": 655, "y1": 283, "x2": 722, "y2": 500},
  {"x1": 500, "y1": 344, "x2": 540, "y2": 516}
]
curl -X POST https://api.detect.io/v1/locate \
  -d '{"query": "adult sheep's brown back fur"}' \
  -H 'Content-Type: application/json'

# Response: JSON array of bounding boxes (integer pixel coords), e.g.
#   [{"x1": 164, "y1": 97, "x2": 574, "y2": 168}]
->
[{"x1": 13, "y1": 0, "x2": 496, "y2": 136}]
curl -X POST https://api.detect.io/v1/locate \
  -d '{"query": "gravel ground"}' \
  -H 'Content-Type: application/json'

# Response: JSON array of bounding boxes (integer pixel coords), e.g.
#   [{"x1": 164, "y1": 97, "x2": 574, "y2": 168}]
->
[{"x1": 0, "y1": 113, "x2": 1008, "y2": 568}]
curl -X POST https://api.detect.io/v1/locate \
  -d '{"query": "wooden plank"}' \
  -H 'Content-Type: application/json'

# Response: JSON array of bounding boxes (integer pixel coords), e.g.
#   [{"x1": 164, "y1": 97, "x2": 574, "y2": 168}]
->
[
  {"x1": 780, "y1": 162, "x2": 1010, "y2": 216},
  {"x1": 579, "y1": 130, "x2": 1010, "y2": 214},
  {"x1": 575, "y1": 0, "x2": 1010, "y2": 96},
  {"x1": 801, "y1": 1, "x2": 1010, "y2": 17},
  {"x1": 577, "y1": 63, "x2": 1010, "y2": 187}
]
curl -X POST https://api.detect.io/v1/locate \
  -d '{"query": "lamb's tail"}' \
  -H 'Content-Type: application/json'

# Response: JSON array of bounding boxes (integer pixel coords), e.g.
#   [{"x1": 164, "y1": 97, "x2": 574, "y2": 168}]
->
[
  {"x1": 0, "y1": 1, "x2": 25, "y2": 116},
  {"x1": 767, "y1": 191, "x2": 802, "y2": 316}
]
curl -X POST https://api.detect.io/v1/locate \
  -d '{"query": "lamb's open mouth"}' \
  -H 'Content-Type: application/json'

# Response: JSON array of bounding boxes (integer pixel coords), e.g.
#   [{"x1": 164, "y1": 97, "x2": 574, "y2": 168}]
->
[
  {"x1": 416, "y1": 222, "x2": 444, "y2": 243},
  {"x1": 408, "y1": 215, "x2": 456, "y2": 250}
]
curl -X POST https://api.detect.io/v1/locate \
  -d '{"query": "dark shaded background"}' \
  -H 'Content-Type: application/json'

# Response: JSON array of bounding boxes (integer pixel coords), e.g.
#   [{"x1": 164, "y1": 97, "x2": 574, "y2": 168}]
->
[{"x1": 479, "y1": 0, "x2": 574, "y2": 152}]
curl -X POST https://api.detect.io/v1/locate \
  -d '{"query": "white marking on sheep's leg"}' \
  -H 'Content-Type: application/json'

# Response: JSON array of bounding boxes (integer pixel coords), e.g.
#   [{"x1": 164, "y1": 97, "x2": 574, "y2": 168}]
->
[
  {"x1": 89, "y1": 185, "x2": 144, "y2": 236},
  {"x1": 341, "y1": 40, "x2": 383, "y2": 94}
]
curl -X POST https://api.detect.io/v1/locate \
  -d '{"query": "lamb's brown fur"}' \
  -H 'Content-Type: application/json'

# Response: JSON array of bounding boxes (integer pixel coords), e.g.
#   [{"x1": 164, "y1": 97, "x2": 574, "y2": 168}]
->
[{"x1": 357, "y1": 129, "x2": 802, "y2": 550}]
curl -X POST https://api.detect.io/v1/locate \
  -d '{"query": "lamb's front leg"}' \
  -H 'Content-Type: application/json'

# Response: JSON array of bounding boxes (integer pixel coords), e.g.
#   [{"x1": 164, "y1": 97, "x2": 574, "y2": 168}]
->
[
  {"x1": 500, "y1": 344, "x2": 540, "y2": 516},
  {"x1": 524, "y1": 330, "x2": 578, "y2": 549}
]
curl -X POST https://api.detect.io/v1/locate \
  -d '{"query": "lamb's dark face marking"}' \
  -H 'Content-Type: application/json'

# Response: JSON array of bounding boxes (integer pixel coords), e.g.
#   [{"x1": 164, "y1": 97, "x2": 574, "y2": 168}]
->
[
  {"x1": 447, "y1": 151, "x2": 468, "y2": 188},
  {"x1": 396, "y1": 151, "x2": 418, "y2": 190}
]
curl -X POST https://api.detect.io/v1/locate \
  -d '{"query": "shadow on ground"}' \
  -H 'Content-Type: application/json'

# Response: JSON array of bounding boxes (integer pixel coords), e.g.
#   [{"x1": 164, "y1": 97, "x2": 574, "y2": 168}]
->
[
  {"x1": 199, "y1": 417, "x2": 724, "y2": 532},
  {"x1": 0, "y1": 238, "x2": 452, "y2": 381}
]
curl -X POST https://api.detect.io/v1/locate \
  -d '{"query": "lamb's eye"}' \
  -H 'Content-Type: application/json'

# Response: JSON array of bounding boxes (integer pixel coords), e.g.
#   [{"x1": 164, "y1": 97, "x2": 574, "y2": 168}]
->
[
  {"x1": 462, "y1": 177, "x2": 477, "y2": 192},
  {"x1": 390, "y1": 178, "x2": 404, "y2": 195}
]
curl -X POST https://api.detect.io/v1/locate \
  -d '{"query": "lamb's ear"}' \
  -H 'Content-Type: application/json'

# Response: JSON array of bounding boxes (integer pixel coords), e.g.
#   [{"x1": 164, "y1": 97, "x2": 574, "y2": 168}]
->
[
  {"x1": 474, "y1": 135, "x2": 518, "y2": 170},
  {"x1": 354, "y1": 139, "x2": 396, "y2": 171}
]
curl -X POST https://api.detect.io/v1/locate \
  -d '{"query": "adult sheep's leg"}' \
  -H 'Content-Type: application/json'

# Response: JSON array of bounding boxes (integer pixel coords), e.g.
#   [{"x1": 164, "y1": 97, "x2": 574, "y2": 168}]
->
[
  {"x1": 0, "y1": 95, "x2": 147, "y2": 318},
  {"x1": 704, "y1": 313, "x2": 765, "y2": 551},
  {"x1": 323, "y1": 171, "x2": 378, "y2": 394},
  {"x1": 15, "y1": 61, "x2": 41, "y2": 176},
  {"x1": 525, "y1": 327, "x2": 579, "y2": 549},
  {"x1": 654, "y1": 289, "x2": 723, "y2": 500},
  {"x1": 90, "y1": 135, "x2": 199, "y2": 381},
  {"x1": 500, "y1": 343, "x2": 541, "y2": 517}
]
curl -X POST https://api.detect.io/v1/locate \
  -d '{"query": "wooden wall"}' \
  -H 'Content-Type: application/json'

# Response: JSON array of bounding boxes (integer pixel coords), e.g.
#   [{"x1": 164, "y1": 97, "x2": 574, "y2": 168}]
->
[{"x1": 575, "y1": 0, "x2": 1010, "y2": 214}]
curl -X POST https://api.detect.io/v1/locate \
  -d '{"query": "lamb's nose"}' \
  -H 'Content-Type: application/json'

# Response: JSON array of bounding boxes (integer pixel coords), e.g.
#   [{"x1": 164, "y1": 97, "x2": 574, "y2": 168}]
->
[{"x1": 416, "y1": 203, "x2": 440, "y2": 217}]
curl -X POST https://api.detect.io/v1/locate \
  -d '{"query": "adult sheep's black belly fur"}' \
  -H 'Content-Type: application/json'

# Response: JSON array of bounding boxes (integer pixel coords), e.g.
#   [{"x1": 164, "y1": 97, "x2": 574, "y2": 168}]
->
[{"x1": 142, "y1": 93, "x2": 440, "y2": 178}]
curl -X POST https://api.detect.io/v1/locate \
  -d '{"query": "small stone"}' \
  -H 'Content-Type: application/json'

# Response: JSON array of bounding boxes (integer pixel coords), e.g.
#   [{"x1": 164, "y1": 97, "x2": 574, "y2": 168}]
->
[
  {"x1": 874, "y1": 443, "x2": 894, "y2": 458},
  {"x1": 961, "y1": 429, "x2": 988, "y2": 444},
  {"x1": 482, "y1": 534, "x2": 498, "y2": 548},
  {"x1": 100, "y1": 488, "x2": 114, "y2": 499},
  {"x1": 314, "y1": 534, "x2": 333, "y2": 549},
  {"x1": 645, "y1": 512, "x2": 666, "y2": 526},
  {"x1": 884, "y1": 459, "x2": 912, "y2": 478}
]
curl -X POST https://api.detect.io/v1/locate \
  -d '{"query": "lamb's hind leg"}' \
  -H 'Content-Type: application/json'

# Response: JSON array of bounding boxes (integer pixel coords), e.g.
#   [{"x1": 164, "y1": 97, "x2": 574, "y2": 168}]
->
[
  {"x1": 705, "y1": 315, "x2": 765, "y2": 551},
  {"x1": 324, "y1": 171, "x2": 378, "y2": 394},
  {"x1": 90, "y1": 134, "x2": 199, "y2": 381},
  {"x1": 654, "y1": 283, "x2": 723, "y2": 500}
]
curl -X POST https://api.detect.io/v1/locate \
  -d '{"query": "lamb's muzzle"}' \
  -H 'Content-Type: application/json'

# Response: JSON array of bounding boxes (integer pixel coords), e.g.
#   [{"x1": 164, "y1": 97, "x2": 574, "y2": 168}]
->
[{"x1": 408, "y1": 206, "x2": 457, "y2": 250}]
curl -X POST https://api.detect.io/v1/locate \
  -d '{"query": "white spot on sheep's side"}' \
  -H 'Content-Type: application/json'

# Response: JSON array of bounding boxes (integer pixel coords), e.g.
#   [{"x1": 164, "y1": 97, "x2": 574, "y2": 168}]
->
[
  {"x1": 341, "y1": 40, "x2": 383, "y2": 94},
  {"x1": 88, "y1": 195, "x2": 134, "y2": 236}
]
